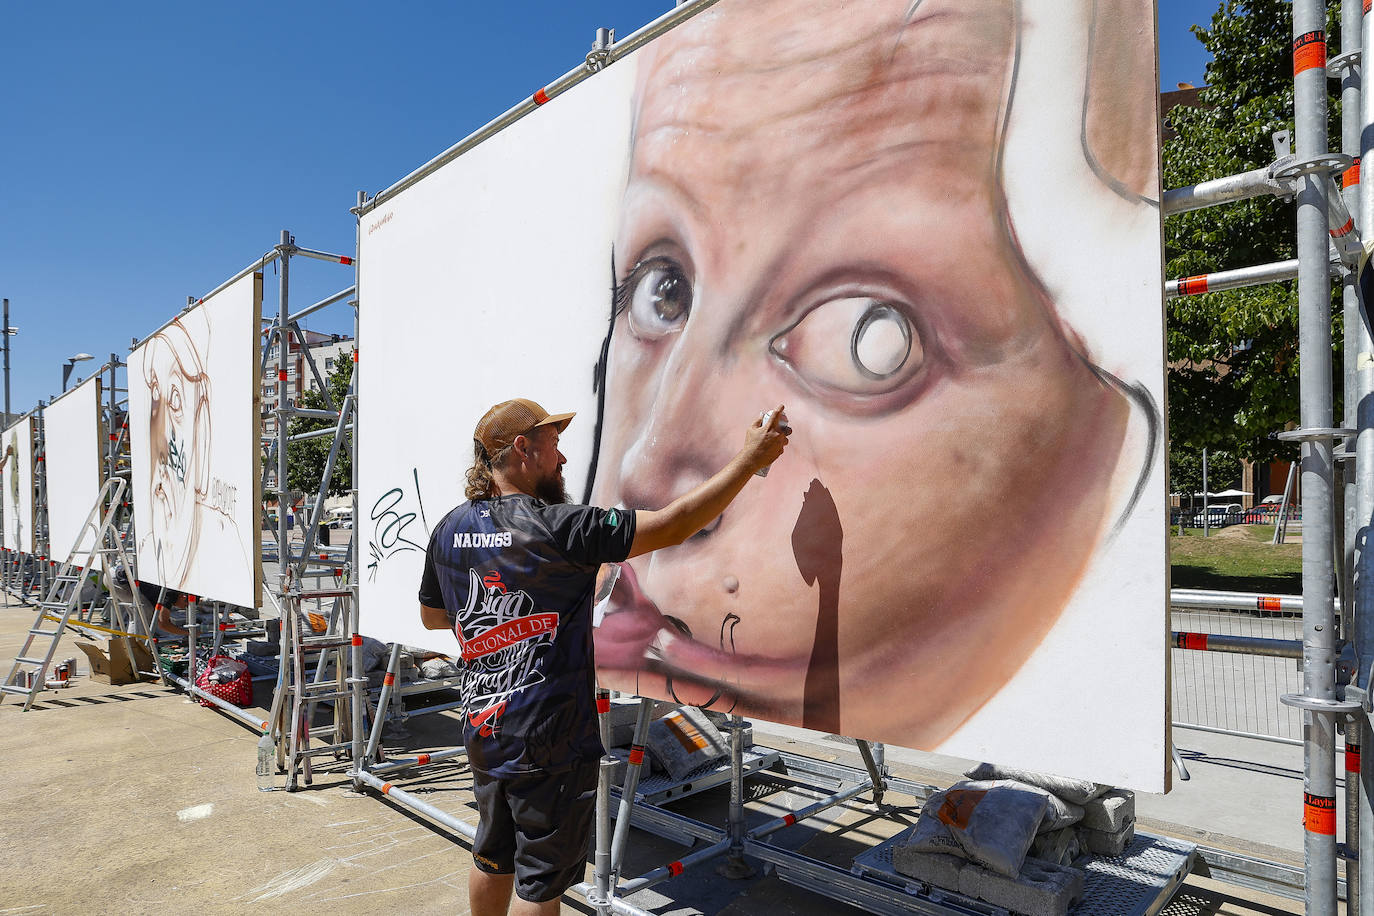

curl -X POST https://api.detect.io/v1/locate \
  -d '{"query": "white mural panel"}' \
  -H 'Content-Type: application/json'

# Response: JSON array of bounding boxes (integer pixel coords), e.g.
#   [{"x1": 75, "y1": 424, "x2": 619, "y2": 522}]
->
[
  {"x1": 358, "y1": 0, "x2": 1167, "y2": 790},
  {"x1": 1, "y1": 416, "x2": 36, "y2": 555},
  {"x1": 128, "y1": 273, "x2": 262, "y2": 607},
  {"x1": 44, "y1": 375, "x2": 104, "y2": 567}
]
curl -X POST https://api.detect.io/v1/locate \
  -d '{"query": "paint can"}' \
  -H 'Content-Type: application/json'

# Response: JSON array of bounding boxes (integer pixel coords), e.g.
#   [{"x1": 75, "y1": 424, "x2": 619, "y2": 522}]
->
[
  {"x1": 17, "y1": 670, "x2": 34, "y2": 688},
  {"x1": 55, "y1": 662, "x2": 70, "y2": 682},
  {"x1": 63, "y1": 657, "x2": 77, "y2": 679}
]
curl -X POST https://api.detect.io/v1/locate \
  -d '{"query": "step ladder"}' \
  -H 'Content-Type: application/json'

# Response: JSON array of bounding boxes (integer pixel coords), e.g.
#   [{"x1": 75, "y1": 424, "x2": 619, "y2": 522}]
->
[
  {"x1": 281, "y1": 586, "x2": 357, "y2": 790},
  {"x1": 77, "y1": 515, "x2": 137, "y2": 629},
  {"x1": 1, "y1": 477, "x2": 136, "y2": 711}
]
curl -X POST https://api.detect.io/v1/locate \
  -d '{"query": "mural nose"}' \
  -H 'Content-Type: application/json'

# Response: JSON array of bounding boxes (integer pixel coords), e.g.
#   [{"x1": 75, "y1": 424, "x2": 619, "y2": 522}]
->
[{"x1": 617, "y1": 367, "x2": 733, "y2": 512}]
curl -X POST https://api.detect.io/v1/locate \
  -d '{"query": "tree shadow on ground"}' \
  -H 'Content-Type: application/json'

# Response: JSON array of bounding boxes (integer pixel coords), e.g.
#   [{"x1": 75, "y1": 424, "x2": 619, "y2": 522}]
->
[{"x1": 1170, "y1": 565, "x2": 1301, "y2": 595}]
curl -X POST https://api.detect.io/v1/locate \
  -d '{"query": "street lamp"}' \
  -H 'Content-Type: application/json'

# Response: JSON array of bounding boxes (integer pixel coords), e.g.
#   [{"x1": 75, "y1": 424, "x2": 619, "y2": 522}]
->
[
  {"x1": 62, "y1": 353, "x2": 93, "y2": 392},
  {"x1": 2, "y1": 299, "x2": 15, "y2": 424}
]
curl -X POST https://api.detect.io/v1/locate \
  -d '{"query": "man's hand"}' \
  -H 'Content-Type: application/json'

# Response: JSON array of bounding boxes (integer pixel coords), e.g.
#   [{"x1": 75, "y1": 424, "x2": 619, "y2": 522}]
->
[{"x1": 740, "y1": 405, "x2": 790, "y2": 475}]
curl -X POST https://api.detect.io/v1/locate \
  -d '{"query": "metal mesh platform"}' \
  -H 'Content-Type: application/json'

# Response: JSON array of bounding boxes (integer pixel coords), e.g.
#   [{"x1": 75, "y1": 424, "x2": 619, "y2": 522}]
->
[
  {"x1": 624, "y1": 748, "x2": 781, "y2": 805},
  {"x1": 851, "y1": 828, "x2": 1195, "y2": 916}
]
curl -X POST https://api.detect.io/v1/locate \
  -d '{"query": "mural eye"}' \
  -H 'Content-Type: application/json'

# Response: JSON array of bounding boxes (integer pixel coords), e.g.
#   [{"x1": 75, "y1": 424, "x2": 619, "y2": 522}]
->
[
  {"x1": 169, "y1": 385, "x2": 183, "y2": 416},
  {"x1": 621, "y1": 257, "x2": 692, "y2": 339},
  {"x1": 769, "y1": 297, "x2": 921, "y2": 394}
]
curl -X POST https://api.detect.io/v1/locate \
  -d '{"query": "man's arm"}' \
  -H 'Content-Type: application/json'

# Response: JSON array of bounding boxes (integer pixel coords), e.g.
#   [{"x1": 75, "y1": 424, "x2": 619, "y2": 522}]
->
[
  {"x1": 158, "y1": 602, "x2": 188, "y2": 637},
  {"x1": 628, "y1": 406, "x2": 789, "y2": 558},
  {"x1": 420, "y1": 605, "x2": 450, "y2": 630}
]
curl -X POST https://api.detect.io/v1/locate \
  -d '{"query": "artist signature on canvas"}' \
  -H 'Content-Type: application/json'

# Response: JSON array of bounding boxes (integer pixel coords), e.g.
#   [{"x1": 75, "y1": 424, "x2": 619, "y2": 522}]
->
[{"x1": 367, "y1": 467, "x2": 428, "y2": 581}]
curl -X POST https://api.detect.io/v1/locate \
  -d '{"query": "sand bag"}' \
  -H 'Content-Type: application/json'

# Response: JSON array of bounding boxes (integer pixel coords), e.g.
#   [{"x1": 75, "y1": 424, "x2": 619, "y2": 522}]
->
[
  {"x1": 964, "y1": 763, "x2": 1107, "y2": 806},
  {"x1": 907, "y1": 783, "x2": 1048, "y2": 877},
  {"x1": 962, "y1": 779, "x2": 1084, "y2": 832}
]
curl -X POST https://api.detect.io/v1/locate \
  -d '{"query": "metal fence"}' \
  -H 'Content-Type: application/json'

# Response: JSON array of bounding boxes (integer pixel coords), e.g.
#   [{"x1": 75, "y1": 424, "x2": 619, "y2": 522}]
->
[
  {"x1": 1171, "y1": 604, "x2": 1304, "y2": 745},
  {"x1": 1171, "y1": 507, "x2": 1302, "y2": 528}
]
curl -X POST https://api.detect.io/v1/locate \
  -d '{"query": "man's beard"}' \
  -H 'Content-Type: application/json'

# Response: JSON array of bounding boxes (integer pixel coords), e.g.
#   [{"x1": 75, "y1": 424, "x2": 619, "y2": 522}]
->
[{"x1": 533, "y1": 470, "x2": 568, "y2": 505}]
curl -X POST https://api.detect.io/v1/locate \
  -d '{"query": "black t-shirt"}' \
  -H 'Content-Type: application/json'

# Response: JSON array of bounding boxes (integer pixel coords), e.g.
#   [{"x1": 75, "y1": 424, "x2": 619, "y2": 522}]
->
[{"x1": 418, "y1": 494, "x2": 636, "y2": 777}]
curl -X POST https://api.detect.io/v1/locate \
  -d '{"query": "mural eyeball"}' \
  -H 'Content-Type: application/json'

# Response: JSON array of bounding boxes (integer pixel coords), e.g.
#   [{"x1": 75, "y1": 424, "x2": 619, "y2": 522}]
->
[
  {"x1": 770, "y1": 296, "x2": 921, "y2": 395},
  {"x1": 622, "y1": 256, "x2": 692, "y2": 339},
  {"x1": 168, "y1": 384, "x2": 184, "y2": 418}
]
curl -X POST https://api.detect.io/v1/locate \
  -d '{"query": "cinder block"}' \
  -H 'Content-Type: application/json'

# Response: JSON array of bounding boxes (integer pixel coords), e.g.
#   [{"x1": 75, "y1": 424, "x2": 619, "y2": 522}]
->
[
  {"x1": 607, "y1": 745, "x2": 658, "y2": 784},
  {"x1": 958, "y1": 857, "x2": 1085, "y2": 916},
  {"x1": 1080, "y1": 789, "x2": 1134, "y2": 833},
  {"x1": 891, "y1": 848, "x2": 966, "y2": 890},
  {"x1": 606, "y1": 699, "x2": 653, "y2": 748},
  {"x1": 1079, "y1": 818, "x2": 1135, "y2": 857},
  {"x1": 1029, "y1": 827, "x2": 1080, "y2": 867}
]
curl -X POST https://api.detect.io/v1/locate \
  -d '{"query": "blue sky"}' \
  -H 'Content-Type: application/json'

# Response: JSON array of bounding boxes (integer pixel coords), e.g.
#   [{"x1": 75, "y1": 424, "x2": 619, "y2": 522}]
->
[{"x1": 1, "y1": 1, "x2": 1215, "y2": 417}]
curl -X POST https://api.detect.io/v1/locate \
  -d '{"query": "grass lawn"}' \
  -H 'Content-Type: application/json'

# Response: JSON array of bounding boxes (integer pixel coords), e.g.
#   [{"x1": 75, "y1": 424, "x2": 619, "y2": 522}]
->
[{"x1": 1170, "y1": 524, "x2": 1303, "y2": 593}]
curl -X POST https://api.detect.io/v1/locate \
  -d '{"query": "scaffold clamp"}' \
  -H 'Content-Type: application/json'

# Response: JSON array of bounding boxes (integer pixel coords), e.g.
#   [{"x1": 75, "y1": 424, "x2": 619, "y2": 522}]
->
[
  {"x1": 1280, "y1": 693, "x2": 1363, "y2": 715},
  {"x1": 585, "y1": 27, "x2": 615, "y2": 72},
  {"x1": 1346, "y1": 683, "x2": 1374, "y2": 714},
  {"x1": 1272, "y1": 152, "x2": 1355, "y2": 184},
  {"x1": 1276, "y1": 426, "x2": 1357, "y2": 442},
  {"x1": 1328, "y1": 48, "x2": 1361, "y2": 75}
]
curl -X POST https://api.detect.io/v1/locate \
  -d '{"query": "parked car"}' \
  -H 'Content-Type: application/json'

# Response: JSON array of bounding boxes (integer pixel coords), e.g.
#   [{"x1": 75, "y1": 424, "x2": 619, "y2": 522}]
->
[
  {"x1": 1246, "y1": 496, "x2": 1300, "y2": 523},
  {"x1": 1190, "y1": 503, "x2": 1242, "y2": 528}
]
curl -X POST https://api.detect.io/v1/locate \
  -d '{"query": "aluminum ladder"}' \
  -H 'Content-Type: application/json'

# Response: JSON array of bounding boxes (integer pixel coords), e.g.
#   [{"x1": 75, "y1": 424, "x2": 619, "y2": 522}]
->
[
  {"x1": 0, "y1": 477, "x2": 133, "y2": 710},
  {"x1": 281, "y1": 586, "x2": 356, "y2": 790}
]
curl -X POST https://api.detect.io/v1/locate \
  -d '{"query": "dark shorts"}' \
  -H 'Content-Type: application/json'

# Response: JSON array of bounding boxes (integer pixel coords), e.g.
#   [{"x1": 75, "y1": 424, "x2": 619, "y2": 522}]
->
[{"x1": 471, "y1": 758, "x2": 599, "y2": 903}]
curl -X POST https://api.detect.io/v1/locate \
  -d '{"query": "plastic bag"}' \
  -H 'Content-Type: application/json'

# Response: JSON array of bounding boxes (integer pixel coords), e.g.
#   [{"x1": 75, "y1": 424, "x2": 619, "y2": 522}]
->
[{"x1": 195, "y1": 654, "x2": 253, "y2": 708}]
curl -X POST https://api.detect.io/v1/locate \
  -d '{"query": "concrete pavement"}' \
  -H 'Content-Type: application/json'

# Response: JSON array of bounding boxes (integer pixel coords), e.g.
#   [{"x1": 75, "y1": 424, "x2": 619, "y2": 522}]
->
[{"x1": 0, "y1": 595, "x2": 1314, "y2": 915}]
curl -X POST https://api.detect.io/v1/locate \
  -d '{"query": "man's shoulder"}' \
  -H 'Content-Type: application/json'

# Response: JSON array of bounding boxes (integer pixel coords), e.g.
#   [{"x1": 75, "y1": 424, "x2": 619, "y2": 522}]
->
[
  {"x1": 438, "y1": 500, "x2": 481, "y2": 524},
  {"x1": 486, "y1": 495, "x2": 590, "y2": 520}
]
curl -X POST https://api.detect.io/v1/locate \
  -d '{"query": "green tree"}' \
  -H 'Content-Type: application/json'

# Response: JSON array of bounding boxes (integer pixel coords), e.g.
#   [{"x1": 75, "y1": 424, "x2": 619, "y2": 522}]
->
[
  {"x1": 285, "y1": 352, "x2": 353, "y2": 498},
  {"x1": 1168, "y1": 445, "x2": 1243, "y2": 503},
  {"x1": 1164, "y1": 0, "x2": 1343, "y2": 464}
]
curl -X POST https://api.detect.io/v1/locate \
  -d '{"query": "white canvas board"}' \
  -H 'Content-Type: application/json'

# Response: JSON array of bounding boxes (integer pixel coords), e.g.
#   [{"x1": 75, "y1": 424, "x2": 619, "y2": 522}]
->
[
  {"x1": 44, "y1": 374, "x2": 104, "y2": 567},
  {"x1": 359, "y1": 0, "x2": 1167, "y2": 791},
  {"x1": 358, "y1": 57, "x2": 635, "y2": 649},
  {"x1": 1, "y1": 416, "x2": 36, "y2": 555},
  {"x1": 128, "y1": 273, "x2": 262, "y2": 607}
]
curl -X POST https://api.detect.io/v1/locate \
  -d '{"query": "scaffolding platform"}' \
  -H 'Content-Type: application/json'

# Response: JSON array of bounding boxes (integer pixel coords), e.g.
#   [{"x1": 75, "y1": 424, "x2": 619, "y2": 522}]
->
[
  {"x1": 850, "y1": 828, "x2": 1194, "y2": 916},
  {"x1": 623, "y1": 747, "x2": 781, "y2": 806}
]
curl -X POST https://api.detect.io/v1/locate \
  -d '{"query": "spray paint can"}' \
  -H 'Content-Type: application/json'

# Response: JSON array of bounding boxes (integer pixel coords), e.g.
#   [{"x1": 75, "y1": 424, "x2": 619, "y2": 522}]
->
[{"x1": 755, "y1": 409, "x2": 791, "y2": 477}]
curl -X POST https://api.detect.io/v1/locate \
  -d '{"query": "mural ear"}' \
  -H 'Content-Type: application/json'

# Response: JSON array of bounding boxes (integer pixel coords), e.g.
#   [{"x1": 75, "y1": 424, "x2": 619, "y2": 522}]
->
[{"x1": 194, "y1": 397, "x2": 211, "y2": 496}]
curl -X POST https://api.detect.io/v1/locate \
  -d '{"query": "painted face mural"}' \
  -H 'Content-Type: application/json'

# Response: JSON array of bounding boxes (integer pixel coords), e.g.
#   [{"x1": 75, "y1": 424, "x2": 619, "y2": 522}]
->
[
  {"x1": 142, "y1": 319, "x2": 211, "y2": 589},
  {"x1": 590, "y1": 0, "x2": 1159, "y2": 747}
]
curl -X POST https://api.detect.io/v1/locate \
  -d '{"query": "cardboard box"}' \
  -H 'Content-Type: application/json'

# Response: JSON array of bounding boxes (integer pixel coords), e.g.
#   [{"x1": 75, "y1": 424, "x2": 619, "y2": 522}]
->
[{"x1": 76, "y1": 637, "x2": 156, "y2": 685}]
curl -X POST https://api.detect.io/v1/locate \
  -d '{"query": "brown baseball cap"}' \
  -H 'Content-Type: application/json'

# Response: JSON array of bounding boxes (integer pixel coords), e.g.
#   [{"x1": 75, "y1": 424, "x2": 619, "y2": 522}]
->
[{"x1": 474, "y1": 398, "x2": 575, "y2": 453}]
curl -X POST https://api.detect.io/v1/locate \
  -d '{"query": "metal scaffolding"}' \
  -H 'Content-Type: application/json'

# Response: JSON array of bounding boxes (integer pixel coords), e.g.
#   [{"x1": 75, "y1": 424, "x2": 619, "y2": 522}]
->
[{"x1": 6, "y1": 0, "x2": 1374, "y2": 912}]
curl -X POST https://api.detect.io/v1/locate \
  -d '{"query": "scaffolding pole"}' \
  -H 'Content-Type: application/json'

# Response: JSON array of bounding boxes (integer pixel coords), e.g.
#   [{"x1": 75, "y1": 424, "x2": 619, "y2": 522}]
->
[
  {"x1": 1356, "y1": 2, "x2": 1374, "y2": 915},
  {"x1": 1286, "y1": 6, "x2": 1342, "y2": 914},
  {"x1": 349, "y1": 191, "x2": 366, "y2": 786},
  {"x1": 1338, "y1": 0, "x2": 1364, "y2": 908},
  {"x1": 1162, "y1": 164, "x2": 1284, "y2": 215}
]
